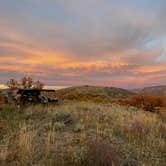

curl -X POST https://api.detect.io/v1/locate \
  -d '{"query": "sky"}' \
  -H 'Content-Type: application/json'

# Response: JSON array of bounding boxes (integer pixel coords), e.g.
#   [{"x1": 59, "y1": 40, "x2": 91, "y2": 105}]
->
[{"x1": 0, "y1": 0, "x2": 166, "y2": 89}]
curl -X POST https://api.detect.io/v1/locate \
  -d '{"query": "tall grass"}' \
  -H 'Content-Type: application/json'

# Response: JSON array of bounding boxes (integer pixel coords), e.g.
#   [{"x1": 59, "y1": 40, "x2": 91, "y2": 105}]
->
[{"x1": 0, "y1": 102, "x2": 165, "y2": 165}]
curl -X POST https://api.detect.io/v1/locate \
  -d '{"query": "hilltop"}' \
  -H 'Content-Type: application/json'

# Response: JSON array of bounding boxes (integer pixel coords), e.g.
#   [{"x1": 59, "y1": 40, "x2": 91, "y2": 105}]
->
[{"x1": 53, "y1": 85, "x2": 135, "y2": 100}]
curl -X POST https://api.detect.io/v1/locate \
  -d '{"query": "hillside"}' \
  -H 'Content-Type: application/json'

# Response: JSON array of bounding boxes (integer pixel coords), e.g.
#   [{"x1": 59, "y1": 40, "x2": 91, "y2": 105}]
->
[
  {"x1": 0, "y1": 102, "x2": 165, "y2": 166},
  {"x1": 53, "y1": 85, "x2": 135, "y2": 100},
  {"x1": 133, "y1": 85, "x2": 166, "y2": 96}
]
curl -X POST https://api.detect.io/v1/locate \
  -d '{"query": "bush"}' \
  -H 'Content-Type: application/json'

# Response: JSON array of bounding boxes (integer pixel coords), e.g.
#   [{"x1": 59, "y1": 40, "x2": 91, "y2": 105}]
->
[
  {"x1": 54, "y1": 122, "x2": 65, "y2": 130},
  {"x1": 54, "y1": 112, "x2": 72, "y2": 124},
  {"x1": 73, "y1": 123, "x2": 85, "y2": 133},
  {"x1": 86, "y1": 138, "x2": 120, "y2": 166},
  {"x1": 64, "y1": 147, "x2": 87, "y2": 166},
  {"x1": 129, "y1": 95, "x2": 166, "y2": 112}
]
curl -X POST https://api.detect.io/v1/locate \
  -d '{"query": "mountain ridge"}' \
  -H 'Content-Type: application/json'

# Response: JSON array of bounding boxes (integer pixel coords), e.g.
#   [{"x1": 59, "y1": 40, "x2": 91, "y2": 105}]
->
[{"x1": 131, "y1": 85, "x2": 166, "y2": 96}]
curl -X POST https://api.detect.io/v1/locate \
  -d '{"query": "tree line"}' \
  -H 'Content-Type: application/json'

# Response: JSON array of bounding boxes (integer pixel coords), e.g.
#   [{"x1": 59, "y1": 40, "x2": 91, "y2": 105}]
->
[{"x1": 6, "y1": 77, "x2": 44, "y2": 90}]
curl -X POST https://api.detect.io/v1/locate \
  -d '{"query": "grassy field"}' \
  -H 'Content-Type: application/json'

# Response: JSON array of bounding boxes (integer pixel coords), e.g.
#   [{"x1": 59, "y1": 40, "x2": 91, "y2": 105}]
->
[{"x1": 0, "y1": 101, "x2": 165, "y2": 166}]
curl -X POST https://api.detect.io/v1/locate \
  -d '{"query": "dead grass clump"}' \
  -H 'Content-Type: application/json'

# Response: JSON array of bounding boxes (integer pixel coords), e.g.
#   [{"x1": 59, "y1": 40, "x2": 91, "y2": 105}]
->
[{"x1": 86, "y1": 138, "x2": 121, "y2": 166}]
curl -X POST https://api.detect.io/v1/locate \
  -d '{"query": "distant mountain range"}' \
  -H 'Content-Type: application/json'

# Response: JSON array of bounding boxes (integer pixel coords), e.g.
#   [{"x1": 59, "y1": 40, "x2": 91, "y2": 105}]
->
[{"x1": 131, "y1": 85, "x2": 166, "y2": 96}]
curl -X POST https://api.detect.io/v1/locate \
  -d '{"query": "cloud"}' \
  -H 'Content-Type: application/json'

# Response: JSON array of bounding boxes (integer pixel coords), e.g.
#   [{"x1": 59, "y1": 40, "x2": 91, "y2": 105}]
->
[{"x1": 0, "y1": 0, "x2": 166, "y2": 88}]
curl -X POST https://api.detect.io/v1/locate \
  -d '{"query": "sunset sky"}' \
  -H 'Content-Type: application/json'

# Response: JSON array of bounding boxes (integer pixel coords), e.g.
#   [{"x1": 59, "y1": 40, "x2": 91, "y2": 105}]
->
[{"x1": 0, "y1": 0, "x2": 166, "y2": 89}]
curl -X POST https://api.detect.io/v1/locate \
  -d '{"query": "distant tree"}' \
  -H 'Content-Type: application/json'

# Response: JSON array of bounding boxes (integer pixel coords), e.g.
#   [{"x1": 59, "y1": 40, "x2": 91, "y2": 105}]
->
[
  {"x1": 33, "y1": 80, "x2": 44, "y2": 89},
  {"x1": 6, "y1": 79, "x2": 19, "y2": 89},
  {"x1": 6, "y1": 77, "x2": 44, "y2": 90},
  {"x1": 20, "y1": 77, "x2": 26, "y2": 89},
  {"x1": 20, "y1": 77, "x2": 34, "y2": 89}
]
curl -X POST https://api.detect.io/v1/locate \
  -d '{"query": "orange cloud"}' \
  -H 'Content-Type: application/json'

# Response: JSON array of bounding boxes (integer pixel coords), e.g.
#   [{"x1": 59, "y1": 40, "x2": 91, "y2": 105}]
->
[
  {"x1": 135, "y1": 65, "x2": 166, "y2": 73},
  {"x1": 0, "y1": 39, "x2": 131, "y2": 69},
  {"x1": 0, "y1": 16, "x2": 165, "y2": 89}
]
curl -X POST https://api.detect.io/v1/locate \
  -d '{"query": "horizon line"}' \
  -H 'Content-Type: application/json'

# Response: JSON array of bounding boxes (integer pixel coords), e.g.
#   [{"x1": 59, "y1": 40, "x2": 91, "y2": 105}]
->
[{"x1": 0, "y1": 83, "x2": 166, "y2": 90}]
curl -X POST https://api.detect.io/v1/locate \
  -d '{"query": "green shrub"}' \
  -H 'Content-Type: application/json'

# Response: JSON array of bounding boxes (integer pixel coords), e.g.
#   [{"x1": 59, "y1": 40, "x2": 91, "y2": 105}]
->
[
  {"x1": 73, "y1": 123, "x2": 85, "y2": 133},
  {"x1": 54, "y1": 122, "x2": 65, "y2": 130},
  {"x1": 64, "y1": 147, "x2": 87, "y2": 166}
]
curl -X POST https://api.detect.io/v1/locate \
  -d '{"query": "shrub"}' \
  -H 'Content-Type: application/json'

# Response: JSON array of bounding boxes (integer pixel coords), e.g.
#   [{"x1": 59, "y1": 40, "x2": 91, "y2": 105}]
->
[
  {"x1": 73, "y1": 123, "x2": 85, "y2": 133},
  {"x1": 54, "y1": 122, "x2": 65, "y2": 130},
  {"x1": 129, "y1": 95, "x2": 166, "y2": 112},
  {"x1": 86, "y1": 138, "x2": 120, "y2": 166},
  {"x1": 64, "y1": 147, "x2": 87, "y2": 166},
  {"x1": 116, "y1": 94, "x2": 166, "y2": 113},
  {"x1": 54, "y1": 112, "x2": 72, "y2": 124}
]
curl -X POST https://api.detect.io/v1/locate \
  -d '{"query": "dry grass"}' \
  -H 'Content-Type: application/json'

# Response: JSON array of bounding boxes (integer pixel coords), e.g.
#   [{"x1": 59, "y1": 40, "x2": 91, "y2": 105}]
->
[
  {"x1": 0, "y1": 101, "x2": 165, "y2": 166},
  {"x1": 17, "y1": 124, "x2": 36, "y2": 163}
]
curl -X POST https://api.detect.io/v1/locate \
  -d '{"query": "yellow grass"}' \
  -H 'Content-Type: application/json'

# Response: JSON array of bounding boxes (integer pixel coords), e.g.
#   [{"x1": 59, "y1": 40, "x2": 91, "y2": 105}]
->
[{"x1": 0, "y1": 101, "x2": 165, "y2": 166}]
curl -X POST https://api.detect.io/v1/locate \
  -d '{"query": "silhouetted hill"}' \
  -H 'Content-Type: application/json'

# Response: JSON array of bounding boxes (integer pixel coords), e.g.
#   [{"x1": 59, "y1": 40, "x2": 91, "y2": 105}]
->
[{"x1": 132, "y1": 85, "x2": 166, "y2": 96}]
